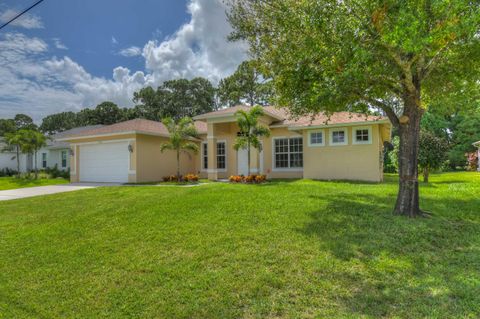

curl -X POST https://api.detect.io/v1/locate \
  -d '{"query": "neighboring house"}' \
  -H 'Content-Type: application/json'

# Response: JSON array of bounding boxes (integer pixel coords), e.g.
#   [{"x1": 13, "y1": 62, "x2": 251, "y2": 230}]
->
[
  {"x1": 59, "y1": 106, "x2": 392, "y2": 183},
  {"x1": 474, "y1": 141, "x2": 480, "y2": 171},
  {"x1": 0, "y1": 141, "x2": 32, "y2": 172},
  {"x1": 0, "y1": 125, "x2": 102, "y2": 173}
]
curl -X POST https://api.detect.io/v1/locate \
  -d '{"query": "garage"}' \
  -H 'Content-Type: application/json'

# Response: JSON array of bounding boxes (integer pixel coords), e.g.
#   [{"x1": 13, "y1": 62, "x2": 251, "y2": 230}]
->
[{"x1": 79, "y1": 141, "x2": 130, "y2": 183}]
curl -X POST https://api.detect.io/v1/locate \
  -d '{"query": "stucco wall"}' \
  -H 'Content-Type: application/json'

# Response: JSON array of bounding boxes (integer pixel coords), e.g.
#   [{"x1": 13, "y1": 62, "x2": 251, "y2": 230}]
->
[
  {"x1": 135, "y1": 134, "x2": 199, "y2": 183},
  {"x1": 303, "y1": 124, "x2": 384, "y2": 182}
]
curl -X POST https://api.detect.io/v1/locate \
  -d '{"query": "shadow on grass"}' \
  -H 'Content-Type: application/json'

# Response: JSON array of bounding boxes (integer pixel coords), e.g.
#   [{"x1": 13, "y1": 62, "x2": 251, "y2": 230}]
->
[{"x1": 299, "y1": 192, "x2": 480, "y2": 317}]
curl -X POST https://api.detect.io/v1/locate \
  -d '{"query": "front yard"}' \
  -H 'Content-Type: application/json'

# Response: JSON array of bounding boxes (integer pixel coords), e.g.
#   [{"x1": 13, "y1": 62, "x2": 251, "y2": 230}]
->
[
  {"x1": 0, "y1": 172, "x2": 479, "y2": 318},
  {"x1": 0, "y1": 176, "x2": 69, "y2": 190}
]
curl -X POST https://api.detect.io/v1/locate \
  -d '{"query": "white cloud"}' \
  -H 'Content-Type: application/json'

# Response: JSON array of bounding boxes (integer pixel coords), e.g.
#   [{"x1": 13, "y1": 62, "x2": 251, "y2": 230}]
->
[
  {"x1": 0, "y1": 9, "x2": 44, "y2": 29},
  {"x1": 0, "y1": 0, "x2": 246, "y2": 122},
  {"x1": 52, "y1": 38, "x2": 68, "y2": 50},
  {"x1": 119, "y1": 46, "x2": 142, "y2": 57}
]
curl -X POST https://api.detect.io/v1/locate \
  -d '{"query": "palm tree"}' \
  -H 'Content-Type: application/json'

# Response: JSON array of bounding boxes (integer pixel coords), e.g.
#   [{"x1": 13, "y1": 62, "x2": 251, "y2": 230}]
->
[
  {"x1": 233, "y1": 106, "x2": 271, "y2": 176},
  {"x1": 160, "y1": 117, "x2": 199, "y2": 179},
  {"x1": 3, "y1": 131, "x2": 23, "y2": 177},
  {"x1": 25, "y1": 130, "x2": 47, "y2": 179}
]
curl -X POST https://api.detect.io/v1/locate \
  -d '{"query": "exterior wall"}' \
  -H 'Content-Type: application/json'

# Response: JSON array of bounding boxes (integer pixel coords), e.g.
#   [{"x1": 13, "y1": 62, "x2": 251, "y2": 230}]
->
[
  {"x1": 303, "y1": 124, "x2": 384, "y2": 182},
  {"x1": 36, "y1": 148, "x2": 70, "y2": 171},
  {"x1": 135, "y1": 134, "x2": 199, "y2": 183},
  {"x1": 262, "y1": 127, "x2": 304, "y2": 179}
]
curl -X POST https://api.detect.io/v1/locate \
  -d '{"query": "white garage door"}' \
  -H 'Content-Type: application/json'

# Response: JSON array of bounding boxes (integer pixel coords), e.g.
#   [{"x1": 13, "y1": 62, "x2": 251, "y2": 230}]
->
[{"x1": 79, "y1": 142, "x2": 129, "y2": 183}]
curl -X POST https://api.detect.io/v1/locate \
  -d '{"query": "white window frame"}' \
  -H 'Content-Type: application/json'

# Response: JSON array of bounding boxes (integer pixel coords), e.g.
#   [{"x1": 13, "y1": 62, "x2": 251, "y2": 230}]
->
[
  {"x1": 61, "y1": 150, "x2": 68, "y2": 168},
  {"x1": 272, "y1": 136, "x2": 304, "y2": 172},
  {"x1": 41, "y1": 152, "x2": 47, "y2": 168},
  {"x1": 308, "y1": 129, "x2": 325, "y2": 147},
  {"x1": 201, "y1": 142, "x2": 208, "y2": 172},
  {"x1": 329, "y1": 128, "x2": 348, "y2": 146},
  {"x1": 352, "y1": 126, "x2": 372, "y2": 145},
  {"x1": 216, "y1": 140, "x2": 227, "y2": 172}
]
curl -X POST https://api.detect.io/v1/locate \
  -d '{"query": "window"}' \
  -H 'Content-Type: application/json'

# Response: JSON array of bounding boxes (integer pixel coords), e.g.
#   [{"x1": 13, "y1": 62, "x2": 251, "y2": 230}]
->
[
  {"x1": 41, "y1": 153, "x2": 47, "y2": 168},
  {"x1": 274, "y1": 137, "x2": 303, "y2": 169},
  {"x1": 309, "y1": 130, "x2": 325, "y2": 146},
  {"x1": 216, "y1": 141, "x2": 226, "y2": 170},
  {"x1": 61, "y1": 150, "x2": 67, "y2": 168},
  {"x1": 352, "y1": 126, "x2": 372, "y2": 144},
  {"x1": 330, "y1": 128, "x2": 348, "y2": 146},
  {"x1": 202, "y1": 142, "x2": 208, "y2": 170}
]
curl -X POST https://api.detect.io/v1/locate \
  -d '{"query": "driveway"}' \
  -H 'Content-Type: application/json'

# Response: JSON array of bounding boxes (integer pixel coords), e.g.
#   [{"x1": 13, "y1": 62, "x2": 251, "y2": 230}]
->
[{"x1": 0, "y1": 183, "x2": 114, "y2": 201}]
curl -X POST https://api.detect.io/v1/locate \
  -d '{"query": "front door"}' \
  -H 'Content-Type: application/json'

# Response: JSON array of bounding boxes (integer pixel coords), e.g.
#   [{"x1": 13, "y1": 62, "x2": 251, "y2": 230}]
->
[{"x1": 237, "y1": 147, "x2": 249, "y2": 176}]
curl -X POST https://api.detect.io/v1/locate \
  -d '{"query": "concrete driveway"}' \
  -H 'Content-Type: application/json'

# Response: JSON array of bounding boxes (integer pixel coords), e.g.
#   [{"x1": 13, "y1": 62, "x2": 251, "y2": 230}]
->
[{"x1": 0, "y1": 183, "x2": 113, "y2": 201}]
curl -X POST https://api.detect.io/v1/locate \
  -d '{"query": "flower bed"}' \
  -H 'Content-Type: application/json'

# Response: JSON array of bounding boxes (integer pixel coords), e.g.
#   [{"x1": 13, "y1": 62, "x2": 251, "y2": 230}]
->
[
  {"x1": 162, "y1": 174, "x2": 199, "y2": 183},
  {"x1": 229, "y1": 174, "x2": 267, "y2": 184}
]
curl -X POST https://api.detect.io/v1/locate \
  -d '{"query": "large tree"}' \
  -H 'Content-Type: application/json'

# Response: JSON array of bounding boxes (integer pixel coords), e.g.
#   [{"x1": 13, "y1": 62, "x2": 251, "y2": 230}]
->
[
  {"x1": 133, "y1": 78, "x2": 216, "y2": 120},
  {"x1": 218, "y1": 61, "x2": 274, "y2": 107},
  {"x1": 93, "y1": 101, "x2": 124, "y2": 125},
  {"x1": 227, "y1": 0, "x2": 480, "y2": 217},
  {"x1": 40, "y1": 112, "x2": 77, "y2": 134}
]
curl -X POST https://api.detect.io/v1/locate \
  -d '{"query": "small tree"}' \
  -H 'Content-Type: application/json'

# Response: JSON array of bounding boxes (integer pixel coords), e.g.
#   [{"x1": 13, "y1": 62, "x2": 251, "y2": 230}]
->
[
  {"x1": 3, "y1": 132, "x2": 23, "y2": 177},
  {"x1": 160, "y1": 117, "x2": 199, "y2": 179},
  {"x1": 233, "y1": 106, "x2": 271, "y2": 176},
  {"x1": 418, "y1": 131, "x2": 448, "y2": 183},
  {"x1": 24, "y1": 130, "x2": 47, "y2": 179}
]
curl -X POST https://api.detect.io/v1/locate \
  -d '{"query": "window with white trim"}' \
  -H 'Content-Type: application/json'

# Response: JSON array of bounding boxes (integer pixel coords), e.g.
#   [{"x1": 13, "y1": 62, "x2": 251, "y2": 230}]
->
[
  {"x1": 352, "y1": 126, "x2": 372, "y2": 144},
  {"x1": 274, "y1": 137, "x2": 303, "y2": 169},
  {"x1": 216, "y1": 142, "x2": 226, "y2": 170},
  {"x1": 61, "y1": 150, "x2": 67, "y2": 168},
  {"x1": 202, "y1": 142, "x2": 208, "y2": 170},
  {"x1": 309, "y1": 131, "x2": 324, "y2": 146},
  {"x1": 330, "y1": 128, "x2": 348, "y2": 145},
  {"x1": 41, "y1": 153, "x2": 47, "y2": 168}
]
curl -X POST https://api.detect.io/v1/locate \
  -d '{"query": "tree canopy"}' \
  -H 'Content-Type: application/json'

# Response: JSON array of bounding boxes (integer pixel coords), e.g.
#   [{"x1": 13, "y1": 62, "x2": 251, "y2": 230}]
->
[
  {"x1": 227, "y1": 0, "x2": 480, "y2": 217},
  {"x1": 217, "y1": 61, "x2": 273, "y2": 107}
]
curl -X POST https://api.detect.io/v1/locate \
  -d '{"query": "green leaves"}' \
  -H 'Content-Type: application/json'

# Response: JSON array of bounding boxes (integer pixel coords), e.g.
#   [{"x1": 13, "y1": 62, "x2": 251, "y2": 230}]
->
[
  {"x1": 160, "y1": 117, "x2": 199, "y2": 155},
  {"x1": 233, "y1": 106, "x2": 270, "y2": 152}
]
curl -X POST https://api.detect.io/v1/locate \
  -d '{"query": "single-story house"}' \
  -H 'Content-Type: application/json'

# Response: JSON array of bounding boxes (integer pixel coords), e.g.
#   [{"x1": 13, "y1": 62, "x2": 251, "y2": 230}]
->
[
  {"x1": 474, "y1": 141, "x2": 480, "y2": 171},
  {"x1": 0, "y1": 125, "x2": 102, "y2": 173},
  {"x1": 59, "y1": 106, "x2": 392, "y2": 183}
]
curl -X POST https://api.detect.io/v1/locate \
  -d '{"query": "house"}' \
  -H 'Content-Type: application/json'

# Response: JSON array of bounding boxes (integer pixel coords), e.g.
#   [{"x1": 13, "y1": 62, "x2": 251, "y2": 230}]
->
[
  {"x1": 474, "y1": 141, "x2": 480, "y2": 171},
  {"x1": 59, "y1": 106, "x2": 392, "y2": 183},
  {"x1": 0, "y1": 125, "x2": 102, "y2": 173}
]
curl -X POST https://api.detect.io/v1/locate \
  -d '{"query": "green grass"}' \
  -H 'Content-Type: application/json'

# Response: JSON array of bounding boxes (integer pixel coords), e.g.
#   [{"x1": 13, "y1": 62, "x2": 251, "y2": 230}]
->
[
  {"x1": 0, "y1": 172, "x2": 479, "y2": 318},
  {"x1": 0, "y1": 176, "x2": 69, "y2": 190}
]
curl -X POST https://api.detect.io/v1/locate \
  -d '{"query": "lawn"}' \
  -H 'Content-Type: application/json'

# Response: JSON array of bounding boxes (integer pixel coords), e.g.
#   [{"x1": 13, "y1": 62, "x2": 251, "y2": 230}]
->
[
  {"x1": 0, "y1": 172, "x2": 479, "y2": 318},
  {"x1": 0, "y1": 176, "x2": 69, "y2": 190}
]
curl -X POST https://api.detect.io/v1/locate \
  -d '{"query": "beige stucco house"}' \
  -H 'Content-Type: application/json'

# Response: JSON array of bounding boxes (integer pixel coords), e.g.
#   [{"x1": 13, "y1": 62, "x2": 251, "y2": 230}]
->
[{"x1": 59, "y1": 105, "x2": 391, "y2": 183}]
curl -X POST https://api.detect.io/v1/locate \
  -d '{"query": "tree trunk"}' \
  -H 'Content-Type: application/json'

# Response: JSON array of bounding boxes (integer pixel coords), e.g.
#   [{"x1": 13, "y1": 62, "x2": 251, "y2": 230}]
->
[
  {"x1": 34, "y1": 150, "x2": 38, "y2": 179},
  {"x1": 247, "y1": 140, "x2": 251, "y2": 176},
  {"x1": 393, "y1": 99, "x2": 424, "y2": 217},
  {"x1": 176, "y1": 150, "x2": 180, "y2": 181},
  {"x1": 423, "y1": 167, "x2": 429, "y2": 183},
  {"x1": 16, "y1": 146, "x2": 20, "y2": 178}
]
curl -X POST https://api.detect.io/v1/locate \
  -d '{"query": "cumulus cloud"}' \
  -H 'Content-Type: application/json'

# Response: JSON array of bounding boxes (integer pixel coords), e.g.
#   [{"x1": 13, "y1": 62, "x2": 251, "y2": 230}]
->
[
  {"x1": 52, "y1": 38, "x2": 68, "y2": 50},
  {"x1": 0, "y1": 9, "x2": 44, "y2": 29},
  {"x1": 119, "y1": 46, "x2": 142, "y2": 57},
  {"x1": 0, "y1": 0, "x2": 246, "y2": 121}
]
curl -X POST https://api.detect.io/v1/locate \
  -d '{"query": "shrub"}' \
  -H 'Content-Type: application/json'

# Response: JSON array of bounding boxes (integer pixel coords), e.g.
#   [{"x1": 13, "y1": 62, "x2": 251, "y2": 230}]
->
[
  {"x1": 45, "y1": 164, "x2": 70, "y2": 179},
  {"x1": 184, "y1": 173, "x2": 199, "y2": 182},
  {"x1": 0, "y1": 168, "x2": 17, "y2": 177},
  {"x1": 162, "y1": 175, "x2": 179, "y2": 182},
  {"x1": 229, "y1": 174, "x2": 267, "y2": 184}
]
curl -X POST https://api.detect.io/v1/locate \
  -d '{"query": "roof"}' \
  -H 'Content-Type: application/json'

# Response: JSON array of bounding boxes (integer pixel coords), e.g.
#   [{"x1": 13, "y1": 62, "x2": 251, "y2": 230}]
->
[
  {"x1": 47, "y1": 125, "x2": 104, "y2": 149},
  {"x1": 58, "y1": 119, "x2": 207, "y2": 140},
  {"x1": 194, "y1": 105, "x2": 388, "y2": 128},
  {"x1": 193, "y1": 105, "x2": 286, "y2": 121}
]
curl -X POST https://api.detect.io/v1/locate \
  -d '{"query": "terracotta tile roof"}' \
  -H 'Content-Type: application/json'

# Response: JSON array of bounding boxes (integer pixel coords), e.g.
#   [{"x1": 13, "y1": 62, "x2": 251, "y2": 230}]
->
[
  {"x1": 194, "y1": 105, "x2": 388, "y2": 127},
  {"x1": 60, "y1": 119, "x2": 207, "y2": 139},
  {"x1": 273, "y1": 111, "x2": 387, "y2": 127},
  {"x1": 194, "y1": 105, "x2": 285, "y2": 121}
]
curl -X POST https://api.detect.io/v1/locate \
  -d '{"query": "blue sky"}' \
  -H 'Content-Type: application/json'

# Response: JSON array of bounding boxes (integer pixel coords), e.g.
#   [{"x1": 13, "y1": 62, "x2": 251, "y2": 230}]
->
[{"x1": 0, "y1": 0, "x2": 246, "y2": 121}]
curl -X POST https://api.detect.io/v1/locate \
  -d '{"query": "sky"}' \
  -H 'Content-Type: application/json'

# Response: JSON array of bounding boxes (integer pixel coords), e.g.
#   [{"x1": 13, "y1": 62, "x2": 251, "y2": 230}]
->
[{"x1": 0, "y1": 0, "x2": 247, "y2": 121}]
